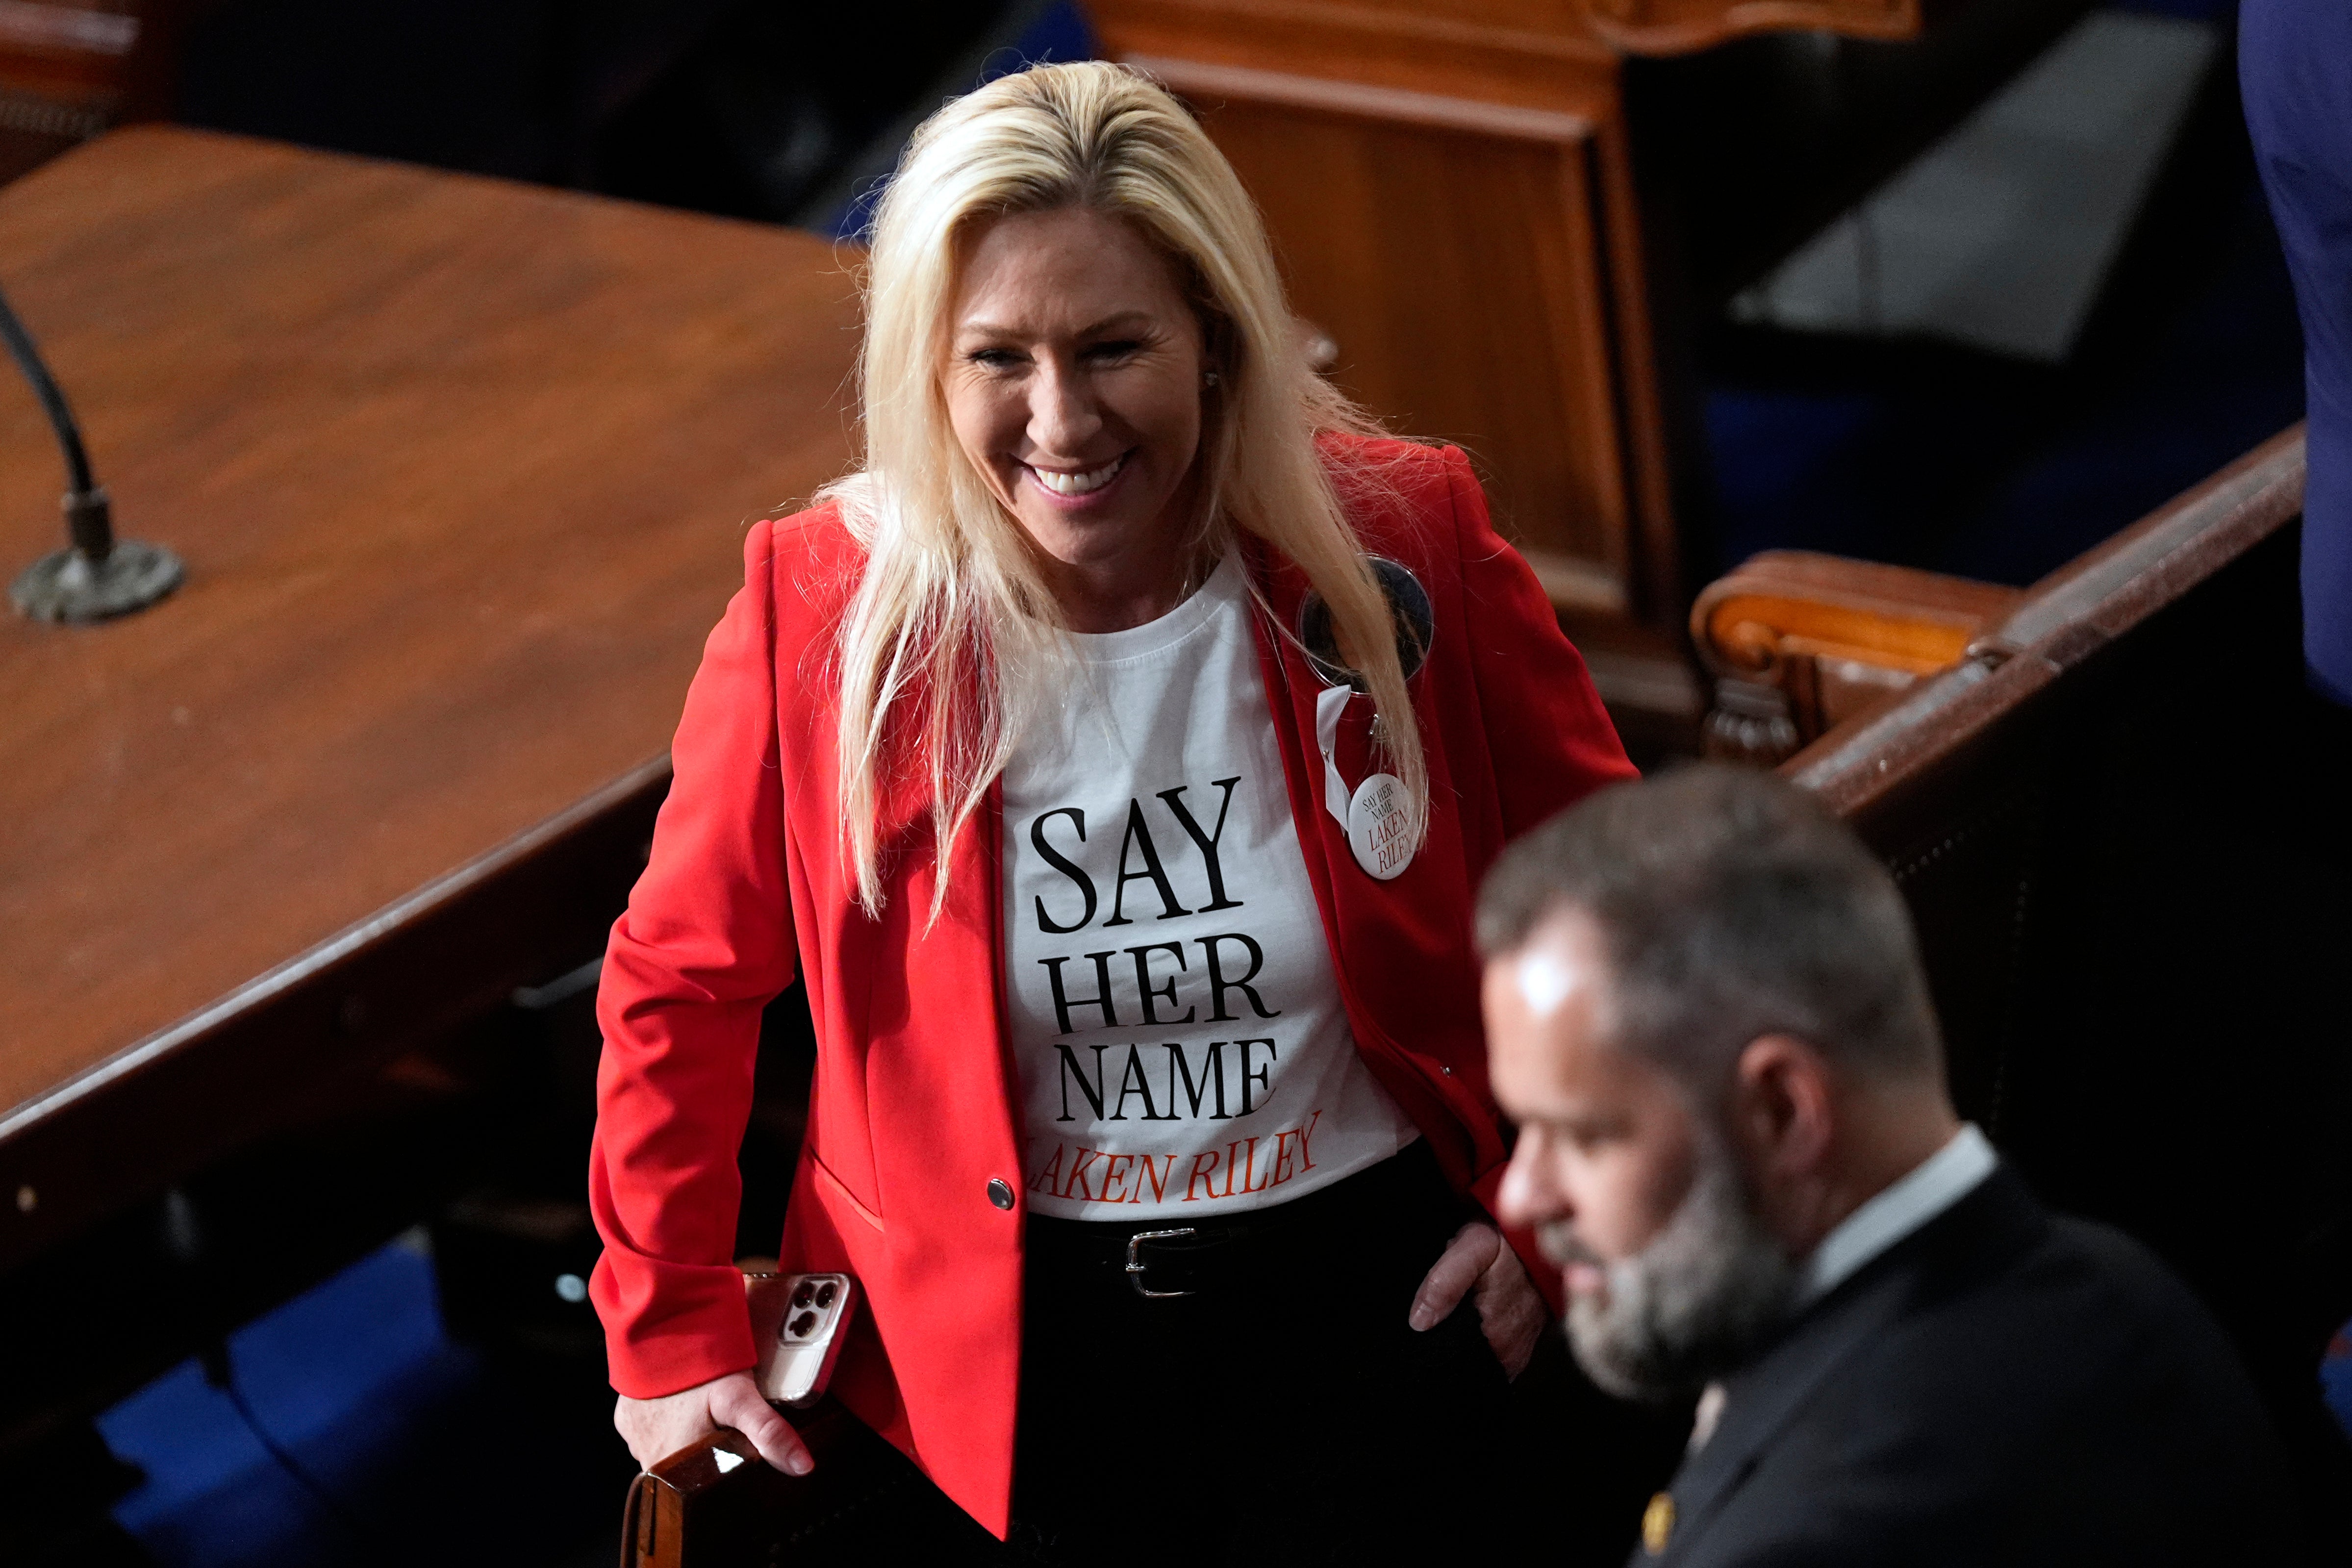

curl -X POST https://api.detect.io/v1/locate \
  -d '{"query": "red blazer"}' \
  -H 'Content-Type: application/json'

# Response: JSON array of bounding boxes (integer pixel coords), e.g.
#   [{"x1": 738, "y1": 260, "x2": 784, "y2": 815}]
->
[{"x1": 588, "y1": 436, "x2": 1635, "y2": 1536}]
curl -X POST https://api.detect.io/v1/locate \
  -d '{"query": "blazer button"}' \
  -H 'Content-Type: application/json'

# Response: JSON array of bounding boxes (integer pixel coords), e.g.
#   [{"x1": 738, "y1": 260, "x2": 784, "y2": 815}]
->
[{"x1": 987, "y1": 1178, "x2": 1015, "y2": 1211}]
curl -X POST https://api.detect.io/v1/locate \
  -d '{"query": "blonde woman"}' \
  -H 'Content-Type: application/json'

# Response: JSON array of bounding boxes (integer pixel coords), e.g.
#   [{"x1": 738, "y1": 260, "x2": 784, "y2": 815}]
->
[{"x1": 589, "y1": 60, "x2": 1635, "y2": 1559}]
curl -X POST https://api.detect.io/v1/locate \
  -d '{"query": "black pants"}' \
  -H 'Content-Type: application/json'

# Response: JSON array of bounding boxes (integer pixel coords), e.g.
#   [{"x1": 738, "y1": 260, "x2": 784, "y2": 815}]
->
[{"x1": 1006, "y1": 1142, "x2": 1515, "y2": 1566}]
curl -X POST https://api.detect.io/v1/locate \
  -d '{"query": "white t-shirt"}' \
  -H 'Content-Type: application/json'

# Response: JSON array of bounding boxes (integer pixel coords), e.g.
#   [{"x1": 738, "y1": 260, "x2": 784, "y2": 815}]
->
[{"x1": 1001, "y1": 553, "x2": 1419, "y2": 1222}]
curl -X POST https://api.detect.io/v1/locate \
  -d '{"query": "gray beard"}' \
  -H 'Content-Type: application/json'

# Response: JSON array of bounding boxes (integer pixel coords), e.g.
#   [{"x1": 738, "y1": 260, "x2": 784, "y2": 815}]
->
[{"x1": 1543, "y1": 1135, "x2": 1797, "y2": 1402}]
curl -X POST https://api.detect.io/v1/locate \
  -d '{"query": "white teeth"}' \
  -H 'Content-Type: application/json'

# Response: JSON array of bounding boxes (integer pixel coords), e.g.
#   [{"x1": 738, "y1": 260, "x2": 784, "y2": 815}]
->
[{"x1": 1031, "y1": 455, "x2": 1125, "y2": 496}]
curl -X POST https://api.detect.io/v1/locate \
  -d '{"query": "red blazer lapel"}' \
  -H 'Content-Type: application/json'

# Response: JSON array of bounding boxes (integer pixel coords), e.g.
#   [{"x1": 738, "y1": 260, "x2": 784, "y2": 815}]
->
[{"x1": 1241, "y1": 540, "x2": 1508, "y2": 1195}]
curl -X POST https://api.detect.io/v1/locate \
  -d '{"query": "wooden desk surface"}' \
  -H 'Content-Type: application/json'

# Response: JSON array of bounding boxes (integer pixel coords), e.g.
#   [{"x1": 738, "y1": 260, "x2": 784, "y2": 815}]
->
[{"x1": 0, "y1": 127, "x2": 859, "y2": 1263}]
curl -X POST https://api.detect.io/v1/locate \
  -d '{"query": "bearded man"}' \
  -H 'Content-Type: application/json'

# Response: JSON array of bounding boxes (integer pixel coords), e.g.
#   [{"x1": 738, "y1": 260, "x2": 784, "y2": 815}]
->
[{"x1": 1476, "y1": 766, "x2": 2304, "y2": 1566}]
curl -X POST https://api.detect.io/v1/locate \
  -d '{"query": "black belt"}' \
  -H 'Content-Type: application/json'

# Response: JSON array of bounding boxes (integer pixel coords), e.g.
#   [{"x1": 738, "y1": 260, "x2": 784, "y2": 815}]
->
[{"x1": 1023, "y1": 1139, "x2": 1458, "y2": 1300}]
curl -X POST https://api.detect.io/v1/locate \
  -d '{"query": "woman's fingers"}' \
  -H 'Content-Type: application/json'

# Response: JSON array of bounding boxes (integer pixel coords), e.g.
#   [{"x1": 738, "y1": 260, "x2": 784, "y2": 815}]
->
[
  {"x1": 707, "y1": 1374, "x2": 815, "y2": 1475},
  {"x1": 613, "y1": 1371, "x2": 813, "y2": 1475},
  {"x1": 1409, "y1": 1222, "x2": 1503, "y2": 1330},
  {"x1": 1407, "y1": 1223, "x2": 1549, "y2": 1376},
  {"x1": 614, "y1": 1386, "x2": 716, "y2": 1469},
  {"x1": 1473, "y1": 1241, "x2": 1547, "y2": 1380}
]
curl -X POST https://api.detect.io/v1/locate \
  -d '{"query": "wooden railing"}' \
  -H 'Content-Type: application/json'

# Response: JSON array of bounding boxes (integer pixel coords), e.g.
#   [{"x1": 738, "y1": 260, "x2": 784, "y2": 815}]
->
[{"x1": 1690, "y1": 427, "x2": 2307, "y2": 775}]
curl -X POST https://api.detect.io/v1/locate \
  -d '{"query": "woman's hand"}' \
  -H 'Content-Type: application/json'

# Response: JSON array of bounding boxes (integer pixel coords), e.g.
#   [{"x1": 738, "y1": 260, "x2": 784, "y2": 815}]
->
[
  {"x1": 1409, "y1": 1221, "x2": 1547, "y2": 1379},
  {"x1": 614, "y1": 1371, "x2": 814, "y2": 1475}
]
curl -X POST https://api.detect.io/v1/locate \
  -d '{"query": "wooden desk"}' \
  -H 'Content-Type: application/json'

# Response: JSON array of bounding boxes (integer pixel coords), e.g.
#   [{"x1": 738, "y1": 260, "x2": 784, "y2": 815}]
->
[{"x1": 0, "y1": 126, "x2": 859, "y2": 1273}]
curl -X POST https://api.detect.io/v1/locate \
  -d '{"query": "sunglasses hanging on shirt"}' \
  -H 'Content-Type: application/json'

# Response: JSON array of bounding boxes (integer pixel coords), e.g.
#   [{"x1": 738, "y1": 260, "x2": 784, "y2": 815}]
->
[{"x1": 1295, "y1": 556, "x2": 1433, "y2": 882}]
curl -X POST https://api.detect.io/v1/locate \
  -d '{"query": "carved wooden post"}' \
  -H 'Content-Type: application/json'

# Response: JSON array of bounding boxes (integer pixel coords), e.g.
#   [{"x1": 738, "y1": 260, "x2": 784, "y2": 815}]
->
[{"x1": 1689, "y1": 551, "x2": 2020, "y2": 764}]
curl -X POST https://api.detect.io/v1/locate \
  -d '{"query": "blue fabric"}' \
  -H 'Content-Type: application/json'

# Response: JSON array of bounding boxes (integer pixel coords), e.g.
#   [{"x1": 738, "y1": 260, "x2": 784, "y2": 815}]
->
[
  {"x1": 2327, "y1": 1324, "x2": 2352, "y2": 1440},
  {"x1": 2242, "y1": 0, "x2": 2352, "y2": 704},
  {"x1": 96, "y1": 1239, "x2": 475, "y2": 1566}
]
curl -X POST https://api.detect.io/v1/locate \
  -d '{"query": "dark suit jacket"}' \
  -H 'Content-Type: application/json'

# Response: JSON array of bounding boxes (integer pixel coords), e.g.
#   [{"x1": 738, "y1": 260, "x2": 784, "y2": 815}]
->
[
  {"x1": 1638, "y1": 1165, "x2": 2300, "y2": 1566},
  {"x1": 2243, "y1": 0, "x2": 2352, "y2": 706}
]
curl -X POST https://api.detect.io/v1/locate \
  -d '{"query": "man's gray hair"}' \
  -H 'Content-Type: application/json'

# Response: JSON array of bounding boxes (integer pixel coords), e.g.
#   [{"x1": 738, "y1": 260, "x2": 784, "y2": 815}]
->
[{"x1": 1477, "y1": 764, "x2": 1945, "y2": 1089}]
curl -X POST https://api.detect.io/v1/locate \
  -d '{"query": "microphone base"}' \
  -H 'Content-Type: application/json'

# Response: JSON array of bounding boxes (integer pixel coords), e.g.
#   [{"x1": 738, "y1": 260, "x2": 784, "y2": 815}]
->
[{"x1": 11, "y1": 539, "x2": 184, "y2": 623}]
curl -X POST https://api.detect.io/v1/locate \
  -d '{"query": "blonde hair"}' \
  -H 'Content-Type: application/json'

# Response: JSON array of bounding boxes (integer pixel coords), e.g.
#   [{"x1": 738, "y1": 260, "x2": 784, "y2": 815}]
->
[{"x1": 828, "y1": 60, "x2": 1427, "y2": 916}]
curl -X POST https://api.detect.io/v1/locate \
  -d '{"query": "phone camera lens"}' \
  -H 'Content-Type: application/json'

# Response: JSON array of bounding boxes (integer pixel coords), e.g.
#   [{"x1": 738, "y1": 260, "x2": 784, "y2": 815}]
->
[
  {"x1": 791, "y1": 1282, "x2": 815, "y2": 1308},
  {"x1": 790, "y1": 1311, "x2": 819, "y2": 1338},
  {"x1": 814, "y1": 1282, "x2": 837, "y2": 1308}
]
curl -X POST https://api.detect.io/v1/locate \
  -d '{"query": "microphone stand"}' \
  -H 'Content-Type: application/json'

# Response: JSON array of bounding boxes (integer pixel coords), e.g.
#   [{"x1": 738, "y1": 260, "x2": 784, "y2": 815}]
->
[{"x1": 3, "y1": 280, "x2": 182, "y2": 622}]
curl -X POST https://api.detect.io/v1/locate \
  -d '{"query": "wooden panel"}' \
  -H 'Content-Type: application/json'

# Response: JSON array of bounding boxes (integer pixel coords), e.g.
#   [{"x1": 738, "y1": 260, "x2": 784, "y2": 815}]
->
[
  {"x1": 1233, "y1": 0, "x2": 1601, "y2": 44},
  {"x1": 1094, "y1": 0, "x2": 1619, "y2": 103},
  {"x1": 0, "y1": 127, "x2": 860, "y2": 1262},
  {"x1": 1092, "y1": 0, "x2": 1929, "y2": 97},
  {"x1": 1582, "y1": 0, "x2": 1920, "y2": 55},
  {"x1": 1155, "y1": 60, "x2": 1629, "y2": 567},
  {"x1": 1098, "y1": 0, "x2": 1685, "y2": 684}
]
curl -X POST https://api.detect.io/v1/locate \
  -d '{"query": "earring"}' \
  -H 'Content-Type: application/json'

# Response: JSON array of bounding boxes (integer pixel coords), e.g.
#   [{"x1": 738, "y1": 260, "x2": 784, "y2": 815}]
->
[{"x1": 1202, "y1": 370, "x2": 1221, "y2": 388}]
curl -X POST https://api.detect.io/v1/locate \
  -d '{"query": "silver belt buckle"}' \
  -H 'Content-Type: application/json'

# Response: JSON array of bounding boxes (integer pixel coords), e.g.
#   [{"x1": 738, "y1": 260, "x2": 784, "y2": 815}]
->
[{"x1": 1124, "y1": 1227, "x2": 1199, "y2": 1298}]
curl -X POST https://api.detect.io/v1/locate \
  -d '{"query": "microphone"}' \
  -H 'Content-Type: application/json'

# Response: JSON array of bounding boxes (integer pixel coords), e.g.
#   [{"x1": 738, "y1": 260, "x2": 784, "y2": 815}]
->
[{"x1": 3, "y1": 280, "x2": 182, "y2": 622}]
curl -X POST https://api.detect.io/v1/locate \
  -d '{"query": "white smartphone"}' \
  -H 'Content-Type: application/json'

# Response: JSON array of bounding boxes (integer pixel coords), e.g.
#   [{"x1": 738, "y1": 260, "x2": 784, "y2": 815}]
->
[{"x1": 745, "y1": 1271, "x2": 857, "y2": 1408}]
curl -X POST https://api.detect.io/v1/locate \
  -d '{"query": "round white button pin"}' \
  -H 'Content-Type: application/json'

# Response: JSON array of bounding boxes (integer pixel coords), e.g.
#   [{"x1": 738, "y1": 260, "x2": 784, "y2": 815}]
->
[{"x1": 1346, "y1": 773, "x2": 1416, "y2": 880}]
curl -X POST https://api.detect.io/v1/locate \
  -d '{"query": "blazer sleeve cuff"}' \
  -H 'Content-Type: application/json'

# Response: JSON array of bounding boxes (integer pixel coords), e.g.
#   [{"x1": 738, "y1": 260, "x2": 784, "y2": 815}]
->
[{"x1": 590, "y1": 1251, "x2": 760, "y2": 1399}]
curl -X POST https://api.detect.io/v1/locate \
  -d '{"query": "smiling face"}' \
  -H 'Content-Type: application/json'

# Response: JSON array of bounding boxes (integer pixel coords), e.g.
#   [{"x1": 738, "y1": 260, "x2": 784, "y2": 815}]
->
[{"x1": 941, "y1": 205, "x2": 1211, "y2": 631}]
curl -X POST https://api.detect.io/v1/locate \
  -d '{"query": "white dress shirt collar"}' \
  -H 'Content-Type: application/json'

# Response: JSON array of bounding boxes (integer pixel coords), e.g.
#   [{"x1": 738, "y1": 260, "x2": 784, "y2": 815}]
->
[
  {"x1": 1689, "y1": 1125, "x2": 1998, "y2": 1456},
  {"x1": 1795, "y1": 1123, "x2": 1998, "y2": 1308}
]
